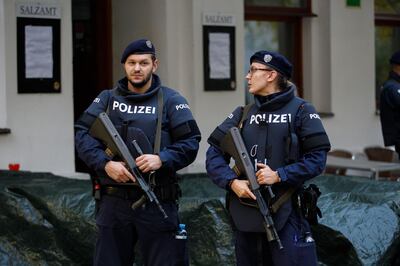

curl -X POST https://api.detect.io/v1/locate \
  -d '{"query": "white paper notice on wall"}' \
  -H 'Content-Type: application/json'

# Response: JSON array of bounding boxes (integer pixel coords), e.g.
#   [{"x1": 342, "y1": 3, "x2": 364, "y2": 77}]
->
[
  {"x1": 25, "y1": 25, "x2": 53, "y2": 78},
  {"x1": 209, "y1": 32, "x2": 230, "y2": 79}
]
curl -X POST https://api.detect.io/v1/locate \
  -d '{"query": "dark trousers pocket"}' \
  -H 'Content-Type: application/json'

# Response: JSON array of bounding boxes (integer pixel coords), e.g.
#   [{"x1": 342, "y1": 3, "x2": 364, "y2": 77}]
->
[
  {"x1": 172, "y1": 237, "x2": 189, "y2": 266},
  {"x1": 294, "y1": 240, "x2": 318, "y2": 266}
]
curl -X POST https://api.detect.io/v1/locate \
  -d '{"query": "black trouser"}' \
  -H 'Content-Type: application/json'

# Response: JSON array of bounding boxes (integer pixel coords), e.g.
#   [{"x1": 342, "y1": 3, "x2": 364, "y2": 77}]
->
[
  {"x1": 93, "y1": 195, "x2": 188, "y2": 266},
  {"x1": 234, "y1": 210, "x2": 317, "y2": 266}
]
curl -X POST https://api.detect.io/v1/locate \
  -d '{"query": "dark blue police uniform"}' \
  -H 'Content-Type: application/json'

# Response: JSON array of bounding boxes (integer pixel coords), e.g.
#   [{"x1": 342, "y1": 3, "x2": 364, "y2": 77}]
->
[
  {"x1": 380, "y1": 69, "x2": 400, "y2": 158},
  {"x1": 206, "y1": 51, "x2": 330, "y2": 266},
  {"x1": 75, "y1": 40, "x2": 201, "y2": 266}
]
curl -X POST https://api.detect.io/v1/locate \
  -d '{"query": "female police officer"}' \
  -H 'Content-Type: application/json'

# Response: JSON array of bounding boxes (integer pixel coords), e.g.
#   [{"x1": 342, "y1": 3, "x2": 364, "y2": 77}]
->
[
  {"x1": 206, "y1": 51, "x2": 330, "y2": 266},
  {"x1": 75, "y1": 39, "x2": 201, "y2": 266}
]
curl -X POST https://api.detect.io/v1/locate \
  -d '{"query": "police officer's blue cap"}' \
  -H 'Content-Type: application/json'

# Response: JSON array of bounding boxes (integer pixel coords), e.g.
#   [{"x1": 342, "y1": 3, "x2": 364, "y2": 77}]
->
[
  {"x1": 120, "y1": 39, "x2": 156, "y2": 63},
  {"x1": 390, "y1": 50, "x2": 400, "y2": 65},
  {"x1": 250, "y1": 50, "x2": 293, "y2": 79}
]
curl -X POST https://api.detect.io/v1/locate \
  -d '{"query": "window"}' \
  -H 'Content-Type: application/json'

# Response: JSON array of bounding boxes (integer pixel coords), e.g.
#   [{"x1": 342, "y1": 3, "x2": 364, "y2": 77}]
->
[
  {"x1": 244, "y1": 0, "x2": 313, "y2": 103},
  {"x1": 375, "y1": 0, "x2": 400, "y2": 15},
  {"x1": 246, "y1": 0, "x2": 307, "y2": 8},
  {"x1": 245, "y1": 20, "x2": 296, "y2": 84},
  {"x1": 375, "y1": 0, "x2": 400, "y2": 112}
]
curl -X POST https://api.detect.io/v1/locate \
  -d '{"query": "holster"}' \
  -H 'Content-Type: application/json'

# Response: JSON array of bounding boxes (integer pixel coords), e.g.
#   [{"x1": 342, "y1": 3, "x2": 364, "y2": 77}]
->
[
  {"x1": 91, "y1": 176, "x2": 102, "y2": 201},
  {"x1": 153, "y1": 183, "x2": 182, "y2": 202},
  {"x1": 295, "y1": 184, "x2": 322, "y2": 225}
]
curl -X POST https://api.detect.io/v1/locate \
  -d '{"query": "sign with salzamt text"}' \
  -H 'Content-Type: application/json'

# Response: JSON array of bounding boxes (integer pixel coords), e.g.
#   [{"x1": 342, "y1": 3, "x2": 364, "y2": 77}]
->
[
  {"x1": 16, "y1": 3, "x2": 61, "y2": 19},
  {"x1": 202, "y1": 12, "x2": 235, "y2": 26}
]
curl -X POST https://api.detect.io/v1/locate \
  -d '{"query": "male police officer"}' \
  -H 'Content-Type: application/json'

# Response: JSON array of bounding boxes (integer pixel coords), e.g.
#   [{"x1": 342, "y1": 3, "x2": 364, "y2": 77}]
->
[
  {"x1": 206, "y1": 51, "x2": 330, "y2": 266},
  {"x1": 380, "y1": 50, "x2": 400, "y2": 159},
  {"x1": 75, "y1": 39, "x2": 201, "y2": 266}
]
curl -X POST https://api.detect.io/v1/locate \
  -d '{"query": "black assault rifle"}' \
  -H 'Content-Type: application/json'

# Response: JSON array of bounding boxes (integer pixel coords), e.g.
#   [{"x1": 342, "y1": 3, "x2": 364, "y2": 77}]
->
[
  {"x1": 89, "y1": 112, "x2": 168, "y2": 219},
  {"x1": 220, "y1": 127, "x2": 283, "y2": 249}
]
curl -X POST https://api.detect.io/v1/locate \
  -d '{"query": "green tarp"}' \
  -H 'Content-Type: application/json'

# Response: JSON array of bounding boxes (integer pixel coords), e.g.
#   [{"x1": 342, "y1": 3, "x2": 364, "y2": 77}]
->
[{"x1": 0, "y1": 170, "x2": 399, "y2": 265}]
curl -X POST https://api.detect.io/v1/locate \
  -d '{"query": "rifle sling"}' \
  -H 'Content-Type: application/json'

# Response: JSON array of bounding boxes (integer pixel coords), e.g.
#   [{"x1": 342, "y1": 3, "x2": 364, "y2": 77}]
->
[
  {"x1": 239, "y1": 103, "x2": 253, "y2": 129},
  {"x1": 270, "y1": 187, "x2": 297, "y2": 213}
]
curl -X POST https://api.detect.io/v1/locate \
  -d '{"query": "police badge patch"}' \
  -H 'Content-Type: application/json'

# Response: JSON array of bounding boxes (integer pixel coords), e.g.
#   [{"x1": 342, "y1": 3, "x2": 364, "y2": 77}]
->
[{"x1": 264, "y1": 54, "x2": 272, "y2": 63}]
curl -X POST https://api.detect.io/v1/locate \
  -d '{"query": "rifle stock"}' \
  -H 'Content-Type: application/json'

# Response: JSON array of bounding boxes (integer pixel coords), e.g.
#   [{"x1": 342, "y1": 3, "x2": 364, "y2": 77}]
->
[
  {"x1": 89, "y1": 112, "x2": 168, "y2": 219},
  {"x1": 220, "y1": 127, "x2": 283, "y2": 249}
]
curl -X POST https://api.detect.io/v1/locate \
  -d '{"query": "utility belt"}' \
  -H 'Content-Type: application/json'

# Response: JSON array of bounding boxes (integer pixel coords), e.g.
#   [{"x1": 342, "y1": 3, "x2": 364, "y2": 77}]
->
[
  {"x1": 233, "y1": 182, "x2": 322, "y2": 219},
  {"x1": 101, "y1": 186, "x2": 142, "y2": 201},
  {"x1": 97, "y1": 183, "x2": 181, "y2": 202}
]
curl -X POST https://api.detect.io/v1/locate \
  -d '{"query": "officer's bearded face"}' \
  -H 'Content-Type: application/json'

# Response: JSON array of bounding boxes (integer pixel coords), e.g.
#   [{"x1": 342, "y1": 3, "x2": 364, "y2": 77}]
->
[{"x1": 124, "y1": 54, "x2": 158, "y2": 89}]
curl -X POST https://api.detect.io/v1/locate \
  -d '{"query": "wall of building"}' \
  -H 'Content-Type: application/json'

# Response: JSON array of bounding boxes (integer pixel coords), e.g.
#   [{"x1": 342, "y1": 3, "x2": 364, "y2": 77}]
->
[
  {"x1": 113, "y1": 0, "x2": 165, "y2": 83},
  {"x1": 112, "y1": 0, "x2": 194, "y2": 101},
  {"x1": 303, "y1": 0, "x2": 382, "y2": 156},
  {"x1": 0, "y1": 0, "x2": 7, "y2": 128},
  {"x1": 320, "y1": 0, "x2": 382, "y2": 153},
  {"x1": 188, "y1": 0, "x2": 245, "y2": 172},
  {"x1": 0, "y1": 0, "x2": 75, "y2": 175},
  {"x1": 0, "y1": 0, "x2": 386, "y2": 175},
  {"x1": 112, "y1": 0, "x2": 244, "y2": 173},
  {"x1": 303, "y1": 0, "x2": 332, "y2": 113}
]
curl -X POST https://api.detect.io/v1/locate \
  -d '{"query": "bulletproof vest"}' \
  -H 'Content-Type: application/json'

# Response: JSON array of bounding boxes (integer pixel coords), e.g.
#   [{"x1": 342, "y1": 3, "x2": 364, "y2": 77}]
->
[
  {"x1": 229, "y1": 96, "x2": 305, "y2": 232},
  {"x1": 240, "y1": 98, "x2": 304, "y2": 171},
  {"x1": 97, "y1": 87, "x2": 174, "y2": 186},
  {"x1": 108, "y1": 87, "x2": 167, "y2": 148}
]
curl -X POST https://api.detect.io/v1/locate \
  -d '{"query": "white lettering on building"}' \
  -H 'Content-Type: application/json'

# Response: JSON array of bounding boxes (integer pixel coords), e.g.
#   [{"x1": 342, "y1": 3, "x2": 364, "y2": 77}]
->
[
  {"x1": 202, "y1": 13, "x2": 235, "y2": 26},
  {"x1": 16, "y1": 4, "x2": 61, "y2": 19},
  {"x1": 20, "y1": 6, "x2": 57, "y2": 16}
]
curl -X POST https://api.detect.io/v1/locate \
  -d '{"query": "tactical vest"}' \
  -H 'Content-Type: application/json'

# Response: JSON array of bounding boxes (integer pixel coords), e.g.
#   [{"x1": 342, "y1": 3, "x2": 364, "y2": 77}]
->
[
  {"x1": 97, "y1": 86, "x2": 175, "y2": 187},
  {"x1": 228, "y1": 96, "x2": 305, "y2": 232},
  {"x1": 241, "y1": 97, "x2": 304, "y2": 170}
]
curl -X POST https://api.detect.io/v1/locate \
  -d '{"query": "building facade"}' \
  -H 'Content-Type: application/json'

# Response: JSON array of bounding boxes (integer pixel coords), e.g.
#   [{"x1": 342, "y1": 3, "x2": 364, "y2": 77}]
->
[{"x1": 0, "y1": 0, "x2": 398, "y2": 175}]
